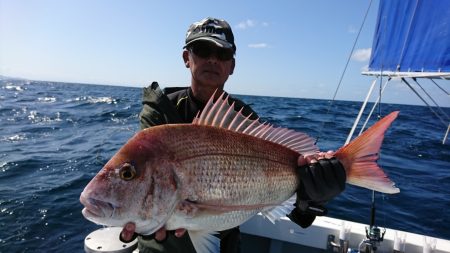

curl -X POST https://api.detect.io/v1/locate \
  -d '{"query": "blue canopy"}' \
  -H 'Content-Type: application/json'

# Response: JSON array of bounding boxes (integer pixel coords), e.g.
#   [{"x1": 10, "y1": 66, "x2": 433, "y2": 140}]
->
[{"x1": 368, "y1": 0, "x2": 450, "y2": 73}]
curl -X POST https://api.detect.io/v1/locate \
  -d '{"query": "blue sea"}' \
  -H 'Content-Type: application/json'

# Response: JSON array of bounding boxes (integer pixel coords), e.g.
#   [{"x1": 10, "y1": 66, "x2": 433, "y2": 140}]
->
[{"x1": 1, "y1": 80, "x2": 449, "y2": 252}]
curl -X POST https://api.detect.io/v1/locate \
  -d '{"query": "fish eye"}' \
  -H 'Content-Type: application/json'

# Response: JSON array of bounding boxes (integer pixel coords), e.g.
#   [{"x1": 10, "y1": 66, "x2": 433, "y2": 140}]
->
[{"x1": 119, "y1": 163, "x2": 136, "y2": 181}]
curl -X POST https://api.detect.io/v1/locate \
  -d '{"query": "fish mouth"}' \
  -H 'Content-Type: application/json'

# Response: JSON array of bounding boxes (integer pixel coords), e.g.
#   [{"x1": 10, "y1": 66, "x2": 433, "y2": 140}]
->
[{"x1": 80, "y1": 195, "x2": 117, "y2": 219}]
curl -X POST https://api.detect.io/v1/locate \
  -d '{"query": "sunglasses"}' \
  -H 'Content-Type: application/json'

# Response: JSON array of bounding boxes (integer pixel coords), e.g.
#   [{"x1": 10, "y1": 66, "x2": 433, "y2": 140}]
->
[{"x1": 188, "y1": 43, "x2": 234, "y2": 61}]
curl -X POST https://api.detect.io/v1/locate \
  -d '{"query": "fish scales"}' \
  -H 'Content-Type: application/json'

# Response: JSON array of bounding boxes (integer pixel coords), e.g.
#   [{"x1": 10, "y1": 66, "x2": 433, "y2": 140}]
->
[{"x1": 151, "y1": 124, "x2": 299, "y2": 207}]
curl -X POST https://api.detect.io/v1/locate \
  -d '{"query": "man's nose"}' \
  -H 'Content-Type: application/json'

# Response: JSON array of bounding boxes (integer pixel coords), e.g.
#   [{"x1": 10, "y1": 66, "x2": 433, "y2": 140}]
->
[{"x1": 206, "y1": 53, "x2": 219, "y2": 63}]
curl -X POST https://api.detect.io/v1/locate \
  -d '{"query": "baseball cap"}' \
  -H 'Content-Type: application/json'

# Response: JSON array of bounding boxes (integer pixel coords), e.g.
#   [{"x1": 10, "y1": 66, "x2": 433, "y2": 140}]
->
[{"x1": 184, "y1": 17, "x2": 236, "y2": 52}]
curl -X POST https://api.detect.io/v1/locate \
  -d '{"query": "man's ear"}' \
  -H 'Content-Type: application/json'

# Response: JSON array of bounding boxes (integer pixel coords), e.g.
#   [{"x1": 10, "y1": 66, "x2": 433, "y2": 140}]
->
[
  {"x1": 182, "y1": 50, "x2": 190, "y2": 68},
  {"x1": 229, "y1": 58, "x2": 235, "y2": 75}
]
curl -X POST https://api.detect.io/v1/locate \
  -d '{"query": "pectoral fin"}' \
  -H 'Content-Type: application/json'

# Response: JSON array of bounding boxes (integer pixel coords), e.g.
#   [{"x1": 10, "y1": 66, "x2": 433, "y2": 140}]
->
[
  {"x1": 261, "y1": 195, "x2": 296, "y2": 223},
  {"x1": 188, "y1": 230, "x2": 219, "y2": 253}
]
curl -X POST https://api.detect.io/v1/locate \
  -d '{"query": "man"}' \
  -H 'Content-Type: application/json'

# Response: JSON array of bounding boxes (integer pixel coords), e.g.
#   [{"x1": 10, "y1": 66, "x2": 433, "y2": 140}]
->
[{"x1": 120, "y1": 17, "x2": 346, "y2": 253}]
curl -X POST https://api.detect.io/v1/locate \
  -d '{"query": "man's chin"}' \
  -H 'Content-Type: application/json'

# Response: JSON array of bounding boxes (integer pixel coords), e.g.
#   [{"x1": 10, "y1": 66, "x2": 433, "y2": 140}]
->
[
  {"x1": 197, "y1": 81, "x2": 222, "y2": 89},
  {"x1": 201, "y1": 71, "x2": 222, "y2": 80}
]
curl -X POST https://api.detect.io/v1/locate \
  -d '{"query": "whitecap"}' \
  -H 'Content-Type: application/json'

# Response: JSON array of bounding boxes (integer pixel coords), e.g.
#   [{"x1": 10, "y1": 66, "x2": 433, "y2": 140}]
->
[
  {"x1": 55, "y1": 112, "x2": 62, "y2": 122},
  {"x1": 88, "y1": 96, "x2": 116, "y2": 104},
  {"x1": 4, "y1": 84, "x2": 24, "y2": 91},
  {"x1": 66, "y1": 96, "x2": 116, "y2": 104},
  {"x1": 2, "y1": 134, "x2": 27, "y2": 142},
  {"x1": 28, "y1": 110, "x2": 38, "y2": 121},
  {"x1": 27, "y1": 111, "x2": 62, "y2": 124},
  {"x1": 0, "y1": 162, "x2": 8, "y2": 172},
  {"x1": 38, "y1": 97, "x2": 56, "y2": 103}
]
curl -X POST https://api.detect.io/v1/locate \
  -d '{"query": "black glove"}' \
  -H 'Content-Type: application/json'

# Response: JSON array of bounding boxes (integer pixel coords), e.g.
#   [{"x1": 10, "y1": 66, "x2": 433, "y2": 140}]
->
[{"x1": 287, "y1": 157, "x2": 346, "y2": 228}]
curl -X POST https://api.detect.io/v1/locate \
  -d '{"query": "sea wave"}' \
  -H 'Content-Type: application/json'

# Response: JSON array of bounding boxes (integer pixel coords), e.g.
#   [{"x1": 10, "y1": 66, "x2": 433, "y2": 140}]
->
[
  {"x1": 66, "y1": 96, "x2": 117, "y2": 104},
  {"x1": 37, "y1": 97, "x2": 57, "y2": 103},
  {"x1": 3, "y1": 84, "x2": 24, "y2": 91},
  {"x1": 27, "y1": 110, "x2": 63, "y2": 124},
  {"x1": 1, "y1": 134, "x2": 27, "y2": 142}
]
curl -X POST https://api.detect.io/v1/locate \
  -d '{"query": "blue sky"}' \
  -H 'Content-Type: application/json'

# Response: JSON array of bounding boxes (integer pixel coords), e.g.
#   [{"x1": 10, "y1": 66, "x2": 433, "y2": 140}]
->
[{"x1": 1, "y1": 0, "x2": 449, "y2": 106}]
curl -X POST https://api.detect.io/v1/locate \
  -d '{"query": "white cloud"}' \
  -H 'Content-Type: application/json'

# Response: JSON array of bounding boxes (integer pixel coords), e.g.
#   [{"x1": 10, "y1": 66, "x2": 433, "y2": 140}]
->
[
  {"x1": 352, "y1": 48, "x2": 371, "y2": 62},
  {"x1": 248, "y1": 43, "x2": 268, "y2": 48},
  {"x1": 235, "y1": 19, "x2": 269, "y2": 30},
  {"x1": 236, "y1": 19, "x2": 256, "y2": 30}
]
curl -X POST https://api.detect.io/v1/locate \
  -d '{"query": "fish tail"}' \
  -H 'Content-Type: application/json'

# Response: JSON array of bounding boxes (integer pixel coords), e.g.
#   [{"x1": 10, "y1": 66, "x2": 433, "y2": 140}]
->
[{"x1": 335, "y1": 111, "x2": 400, "y2": 194}]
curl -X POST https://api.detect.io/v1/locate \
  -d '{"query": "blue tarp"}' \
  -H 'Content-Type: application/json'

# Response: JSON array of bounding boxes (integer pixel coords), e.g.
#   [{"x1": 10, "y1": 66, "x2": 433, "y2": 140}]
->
[{"x1": 368, "y1": 0, "x2": 450, "y2": 72}]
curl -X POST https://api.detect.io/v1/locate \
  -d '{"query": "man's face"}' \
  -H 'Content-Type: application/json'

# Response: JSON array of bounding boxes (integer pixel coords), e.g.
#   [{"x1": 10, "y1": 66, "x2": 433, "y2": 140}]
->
[{"x1": 183, "y1": 41, "x2": 235, "y2": 90}]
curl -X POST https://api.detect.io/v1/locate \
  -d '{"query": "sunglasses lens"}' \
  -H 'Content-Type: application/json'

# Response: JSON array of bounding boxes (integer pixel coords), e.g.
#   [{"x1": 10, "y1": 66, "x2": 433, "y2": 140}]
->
[
  {"x1": 190, "y1": 43, "x2": 233, "y2": 61},
  {"x1": 191, "y1": 44, "x2": 211, "y2": 58},
  {"x1": 217, "y1": 50, "x2": 234, "y2": 61}
]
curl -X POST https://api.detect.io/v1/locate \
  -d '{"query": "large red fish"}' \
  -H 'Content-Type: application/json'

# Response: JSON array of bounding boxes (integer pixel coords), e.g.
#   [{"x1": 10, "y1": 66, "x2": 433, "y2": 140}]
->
[{"x1": 80, "y1": 92, "x2": 399, "y2": 253}]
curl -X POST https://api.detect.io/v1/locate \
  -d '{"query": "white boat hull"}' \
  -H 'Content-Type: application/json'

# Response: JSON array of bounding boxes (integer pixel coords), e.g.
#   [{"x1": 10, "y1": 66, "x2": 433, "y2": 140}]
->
[{"x1": 240, "y1": 214, "x2": 450, "y2": 253}]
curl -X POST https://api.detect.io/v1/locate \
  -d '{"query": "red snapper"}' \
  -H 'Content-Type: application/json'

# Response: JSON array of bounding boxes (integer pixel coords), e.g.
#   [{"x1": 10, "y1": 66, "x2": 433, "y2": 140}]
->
[{"x1": 80, "y1": 92, "x2": 399, "y2": 252}]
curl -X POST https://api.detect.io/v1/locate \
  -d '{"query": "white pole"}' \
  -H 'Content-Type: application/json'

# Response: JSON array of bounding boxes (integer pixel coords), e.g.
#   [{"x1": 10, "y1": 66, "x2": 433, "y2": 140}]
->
[
  {"x1": 345, "y1": 79, "x2": 378, "y2": 145},
  {"x1": 359, "y1": 78, "x2": 390, "y2": 135}
]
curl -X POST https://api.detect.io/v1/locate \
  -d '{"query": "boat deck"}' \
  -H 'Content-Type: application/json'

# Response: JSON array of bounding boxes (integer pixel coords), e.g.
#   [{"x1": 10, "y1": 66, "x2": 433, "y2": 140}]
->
[{"x1": 240, "y1": 214, "x2": 450, "y2": 253}]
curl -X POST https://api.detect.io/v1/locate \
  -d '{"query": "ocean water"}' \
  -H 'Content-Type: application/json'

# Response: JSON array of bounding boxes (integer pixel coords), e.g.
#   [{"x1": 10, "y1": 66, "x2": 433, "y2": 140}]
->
[{"x1": 0, "y1": 80, "x2": 449, "y2": 252}]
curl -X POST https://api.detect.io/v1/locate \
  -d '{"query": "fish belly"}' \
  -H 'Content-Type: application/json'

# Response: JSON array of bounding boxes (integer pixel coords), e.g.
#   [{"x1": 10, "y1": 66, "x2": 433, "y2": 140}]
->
[{"x1": 166, "y1": 209, "x2": 260, "y2": 232}]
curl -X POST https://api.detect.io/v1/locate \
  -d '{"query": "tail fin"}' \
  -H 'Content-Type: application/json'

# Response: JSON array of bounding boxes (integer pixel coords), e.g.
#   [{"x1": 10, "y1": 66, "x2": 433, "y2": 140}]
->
[{"x1": 335, "y1": 111, "x2": 400, "y2": 194}]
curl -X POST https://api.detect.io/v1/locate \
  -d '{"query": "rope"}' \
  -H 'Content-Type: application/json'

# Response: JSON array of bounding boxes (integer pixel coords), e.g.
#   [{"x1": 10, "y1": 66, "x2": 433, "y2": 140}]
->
[
  {"x1": 402, "y1": 78, "x2": 448, "y2": 128},
  {"x1": 413, "y1": 78, "x2": 450, "y2": 121},
  {"x1": 431, "y1": 78, "x2": 449, "y2": 95},
  {"x1": 315, "y1": 0, "x2": 374, "y2": 145}
]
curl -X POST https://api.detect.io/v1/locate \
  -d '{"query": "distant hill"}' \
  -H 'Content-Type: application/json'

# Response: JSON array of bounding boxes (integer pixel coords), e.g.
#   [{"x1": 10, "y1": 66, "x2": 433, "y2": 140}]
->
[{"x1": 0, "y1": 75, "x2": 27, "y2": 81}]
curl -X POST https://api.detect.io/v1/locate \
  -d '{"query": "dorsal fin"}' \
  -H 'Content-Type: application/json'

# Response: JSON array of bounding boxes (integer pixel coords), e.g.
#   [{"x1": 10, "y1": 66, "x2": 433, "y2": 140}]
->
[{"x1": 193, "y1": 91, "x2": 318, "y2": 155}]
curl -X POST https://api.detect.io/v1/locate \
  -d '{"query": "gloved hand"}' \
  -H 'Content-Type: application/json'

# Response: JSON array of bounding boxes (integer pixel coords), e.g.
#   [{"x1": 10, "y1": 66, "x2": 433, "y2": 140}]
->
[
  {"x1": 287, "y1": 154, "x2": 346, "y2": 228},
  {"x1": 119, "y1": 223, "x2": 186, "y2": 243}
]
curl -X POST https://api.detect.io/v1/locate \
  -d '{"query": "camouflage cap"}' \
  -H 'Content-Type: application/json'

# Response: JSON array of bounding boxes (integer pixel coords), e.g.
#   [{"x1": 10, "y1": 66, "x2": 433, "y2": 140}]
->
[{"x1": 184, "y1": 17, "x2": 236, "y2": 52}]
